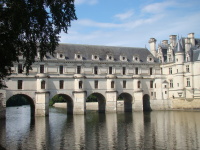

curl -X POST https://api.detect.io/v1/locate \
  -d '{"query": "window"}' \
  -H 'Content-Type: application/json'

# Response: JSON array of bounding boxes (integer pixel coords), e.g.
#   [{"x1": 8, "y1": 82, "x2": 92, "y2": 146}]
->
[
  {"x1": 161, "y1": 68, "x2": 163, "y2": 74},
  {"x1": 150, "y1": 81, "x2": 153, "y2": 88},
  {"x1": 186, "y1": 65, "x2": 190, "y2": 72},
  {"x1": 164, "y1": 85, "x2": 167, "y2": 88},
  {"x1": 122, "y1": 67, "x2": 126, "y2": 75},
  {"x1": 137, "y1": 81, "x2": 141, "y2": 88},
  {"x1": 187, "y1": 78, "x2": 190, "y2": 87},
  {"x1": 79, "y1": 81, "x2": 83, "y2": 89},
  {"x1": 77, "y1": 66, "x2": 81, "y2": 74},
  {"x1": 135, "y1": 67, "x2": 138, "y2": 75},
  {"x1": 109, "y1": 67, "x2": 112, "y2": 74},
  {"x1": 169, "y1": 68, "x2": 172, "y2": 74},
  {"x1": 18, "y1": 64, "x2": 23, "y2": 74},
  {"x1": 40, "y1": 65, "x2": 44, "y2": 73},
  {"x1": 150, "y1": 67, "x2": 153, "y2": 75},
  {"x1": 123, "y1": 80, "x2": 126, "y2": 88},
  {"x1": 177, "y1": 69, "x2": 178, "y2": 73},
  {"x1": 59, "y1": 65, "x2": 63, "y2": 74},
  {"x1": 170, "y1": 80, "x2": 173, "y2": 88},
  {"x1": 18, "y1": 80, "x2": 23, "y2": 89},
  {"x1": 41, "y1": 80, "x2": 45, "y2": 89},
  {"x1": 151, "y1": 92, "x2": 153, "y2": 96},
  {"x1": 95, "y1": 80, "x2": 98, "y2": 89},
  {"x1": 155, "y1": 83, "x2": 156, "y2": 88},
  {"x1": 94, "y1": 66, "x2": 98, "y2": 75},
  {"x1": 60, "y1": 80, "x2": 64, "y2": 89},
  {"x1": 111, "y1": 81, "x2": 115, "y2": 88},
  {"x1": 165, "y1": 91, "x2": 167, "y2": 94}
]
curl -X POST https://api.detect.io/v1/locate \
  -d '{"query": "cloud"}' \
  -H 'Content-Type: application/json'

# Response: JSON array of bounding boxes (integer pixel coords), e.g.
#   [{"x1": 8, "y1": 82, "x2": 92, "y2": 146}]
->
[
  {"x1": 75, "y1": 0, "x2": 98, "y2": 5},
  {"x1": 114, "y1": 10, "x2": 134, "y2": 20},
  {"x1": 142, "y1": 1, "x2": 176, "y2": 14}
]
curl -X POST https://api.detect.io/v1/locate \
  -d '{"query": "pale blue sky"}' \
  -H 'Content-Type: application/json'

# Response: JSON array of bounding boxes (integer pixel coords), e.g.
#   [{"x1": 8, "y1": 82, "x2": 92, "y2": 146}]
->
[{"x1": 60, "y1": 0, "x2": 200, "y2": 48}]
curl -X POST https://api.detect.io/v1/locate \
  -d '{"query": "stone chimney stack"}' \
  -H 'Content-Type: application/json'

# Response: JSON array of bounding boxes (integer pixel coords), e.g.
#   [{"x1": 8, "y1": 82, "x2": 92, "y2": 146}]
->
[
  {"x1": 185, "y1": 38, "x2": 191, "y2": 53},
  {"x1": 149, "y1": 38, "x2": 157, "y2": 57},
  {"x1": 169, "y1": 35, "x2": 177, "y2": 47},
  {"x1": 188, "y1": 33, "x2": 195, "y2": 47},
  {"x1": 162, "y1": 40, "x2": 168, "y2": 46}
]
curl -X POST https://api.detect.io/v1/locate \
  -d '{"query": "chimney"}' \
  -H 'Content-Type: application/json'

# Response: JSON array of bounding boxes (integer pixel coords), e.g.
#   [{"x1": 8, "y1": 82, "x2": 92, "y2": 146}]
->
[
  {"x1": 169, "y1": 35, "x2": 177, "y2": 47},
  {"x1": 188, "y1": 33, "x2": 195, "y2": 47},
  {"x1": 148, "y1": 38, "x2": 157, "y2": 57}
]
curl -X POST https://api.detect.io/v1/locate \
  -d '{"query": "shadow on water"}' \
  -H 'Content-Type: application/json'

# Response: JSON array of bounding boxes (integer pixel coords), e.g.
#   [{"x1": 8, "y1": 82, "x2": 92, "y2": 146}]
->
[{"x1": 0, "y1": 119, "x2": 6, "y2": 150}]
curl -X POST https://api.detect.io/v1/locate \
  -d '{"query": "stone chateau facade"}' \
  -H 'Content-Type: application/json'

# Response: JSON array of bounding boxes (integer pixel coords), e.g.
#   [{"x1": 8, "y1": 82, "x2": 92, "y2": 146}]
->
[{"x1": 1, "y1": 32, "x2": 200, "y2": 118}]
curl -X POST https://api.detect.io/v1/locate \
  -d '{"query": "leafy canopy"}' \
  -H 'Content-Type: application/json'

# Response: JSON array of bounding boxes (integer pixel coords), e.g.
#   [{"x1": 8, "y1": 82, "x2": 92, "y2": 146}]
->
[{"x1": 0, "y1": 0, "x2": 77, "y2": 88}]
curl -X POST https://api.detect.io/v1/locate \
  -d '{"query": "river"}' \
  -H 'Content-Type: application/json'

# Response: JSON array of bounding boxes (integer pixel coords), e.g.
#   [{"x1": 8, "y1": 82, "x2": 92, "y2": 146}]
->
[{"x1": 0, "y1": 106, "x2": 200, "y2": 150}]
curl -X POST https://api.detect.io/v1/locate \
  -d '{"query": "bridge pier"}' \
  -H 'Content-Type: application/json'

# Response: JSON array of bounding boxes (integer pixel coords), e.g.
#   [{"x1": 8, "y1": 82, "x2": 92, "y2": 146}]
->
[
  {"x1": 35, "y1": 91, "x2": 50, "y2": 116},
  {"x1": 106, "y1": 91, "x2": 117, "y2": 112},
  {"x1": 73, "y1": 91, "x2": 86, "y2": 115},
  {"x1": 0, "y1": 90, "x2": 6, "y2": 119}
]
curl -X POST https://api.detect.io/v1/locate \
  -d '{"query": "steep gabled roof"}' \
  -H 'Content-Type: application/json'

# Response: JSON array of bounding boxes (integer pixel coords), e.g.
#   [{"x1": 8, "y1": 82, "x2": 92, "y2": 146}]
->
[{"x1": 49, "y1": 44, "x2": 158, "y2": 63}]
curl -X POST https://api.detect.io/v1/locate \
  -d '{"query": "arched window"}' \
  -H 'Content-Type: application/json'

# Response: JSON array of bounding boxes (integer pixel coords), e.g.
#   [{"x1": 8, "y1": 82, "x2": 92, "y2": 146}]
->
[
  {"x1": 137, "y1": 81, "x2": 141, "y2": 88},
  {"x1": 41, "y1": 80, "x2": 45, "y2": 89}
]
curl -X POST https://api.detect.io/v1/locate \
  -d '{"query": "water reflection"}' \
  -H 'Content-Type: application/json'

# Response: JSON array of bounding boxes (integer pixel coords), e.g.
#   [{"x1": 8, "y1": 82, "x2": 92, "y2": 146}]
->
[{"x1": 1, "y1": 107, "x2": 200, "y2": 149}]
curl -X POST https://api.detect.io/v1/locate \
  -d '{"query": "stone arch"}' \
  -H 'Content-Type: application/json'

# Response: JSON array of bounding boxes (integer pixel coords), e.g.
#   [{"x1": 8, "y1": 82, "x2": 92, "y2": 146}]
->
[
  {"x1": 117, "y1": 92, "x2": 133, "y2": 112},
  {"x1": 6, "y1": 94, "x2": 35, "y2": 116},
  {"x1": 86, "y1": 92, "x2": 106, "y2": 113},
  {"x1": 51, "y1": 94, "x2": 73, "y2": 114},
  {"x1": 143, "y1": 94, "x2": 151, "y2": 111}
]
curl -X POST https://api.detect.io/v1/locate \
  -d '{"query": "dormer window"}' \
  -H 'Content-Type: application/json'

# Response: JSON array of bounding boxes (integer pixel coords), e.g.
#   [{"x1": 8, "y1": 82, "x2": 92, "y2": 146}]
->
[
  {"x1": 133, "y1": 55, "x2": 140, "y2": 62},
  {"x1": 120, "y1": 55, "x2": 127, "y2": 61},
  {"x1": 57, "y1": 52, "x2": 65, "y2": 59},
  {"x1": 75, "y1": 53, "x2": 82, "y2": 60},
  {"x1": 147, "y1": 55, "x2": 154, "y2": 62},
  {"x1": 107, "y1": 54, "x2": 114, "y2": 61},
  {"x1": 92, "y1": 55, "x2": 99, "y2": 60}
]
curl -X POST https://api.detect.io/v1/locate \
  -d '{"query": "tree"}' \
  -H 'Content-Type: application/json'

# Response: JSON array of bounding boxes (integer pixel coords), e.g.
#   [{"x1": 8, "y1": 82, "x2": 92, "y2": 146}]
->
[{"x1": 0, "y1": 0, "x2": 77, "y2": 88}]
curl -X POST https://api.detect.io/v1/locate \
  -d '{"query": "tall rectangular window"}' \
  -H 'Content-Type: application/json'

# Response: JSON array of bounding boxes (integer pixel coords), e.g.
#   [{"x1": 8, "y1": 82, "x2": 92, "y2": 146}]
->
[
  {"x1": 150, "y1": 67, "x2": 153, "y2": 75},
  {"x1": 122, "y1": 67, "x2": 126, "y2": 75},
  {"x1": 77, "y1": 66, "x2": 81, "y2": 74},
  {"x1": 59, "y1": 65, "x2": 63, "y2": 74},
  {"x1": 18, "y1": 64, "x2": 23, "y2": 74},
  {"x1": 170, "y1": 80, "x2": 173, "y2": 88},
  {"x1": 187, "y1": 78, "x2": 190, "y2": 87},
  {"x1": 150, "y1": 80, "x2": 153, "y2": 88},
  {"x1": 94, "y1": 66, "x2": 98, "y2": 75},
  {"x1": 60, "y1": 80, "x2": 64, "y2": 89},
  {"x1": 109, "y1": 67, "x2": 112, "y2": 74},
  {"x1": 111, "y1": 81, "x2": 115, "y2": 88},
  {"x1": 169, "y1": 68, "x2": 172, "y2": 74},
  {"x1": 123, "y1": 80, "x2": 126, "y2": 88},
  {"x1": 40, "y1": 65, "x2": 44, "y2": 73},
  {"x1": 18, "y1": 80, "x2": 23, "y2": 89},
  {"x1": 137, "y1": 81, "x2": 141, "y2": 88},
  {"x1": 135, "y1": 67, "x2": 138, "y2": 75},
  {"x1": 95, "y1": 80, "x2": 98, "y2": 89},
  {"x1": 186, "y1": 65, "x2": 190, "y2": 72}
]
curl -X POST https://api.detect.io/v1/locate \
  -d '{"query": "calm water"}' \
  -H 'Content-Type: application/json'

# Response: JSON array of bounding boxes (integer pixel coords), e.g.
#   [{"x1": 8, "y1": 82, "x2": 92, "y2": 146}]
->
[{"x1": 1, "y1": 106, "x2": 200, "y2": 150}]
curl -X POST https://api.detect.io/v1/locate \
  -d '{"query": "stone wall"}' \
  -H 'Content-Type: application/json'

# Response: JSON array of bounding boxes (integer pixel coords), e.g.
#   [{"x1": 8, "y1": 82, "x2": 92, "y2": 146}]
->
[{"x1": 171, "y1": 99, "x2": 200, "y2": 109}]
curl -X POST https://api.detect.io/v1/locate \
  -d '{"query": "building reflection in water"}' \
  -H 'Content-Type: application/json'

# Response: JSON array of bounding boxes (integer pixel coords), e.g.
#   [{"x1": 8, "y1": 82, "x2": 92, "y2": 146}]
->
[{"x1": 1, "y1": 107, "x2": 200, "y2": 149}]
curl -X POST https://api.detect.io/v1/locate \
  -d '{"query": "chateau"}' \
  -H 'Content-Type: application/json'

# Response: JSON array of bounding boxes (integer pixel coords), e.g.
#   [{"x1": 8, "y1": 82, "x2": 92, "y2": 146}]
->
[{"x1": 1, "y1": 32, "x2": 200, "y2": 118}]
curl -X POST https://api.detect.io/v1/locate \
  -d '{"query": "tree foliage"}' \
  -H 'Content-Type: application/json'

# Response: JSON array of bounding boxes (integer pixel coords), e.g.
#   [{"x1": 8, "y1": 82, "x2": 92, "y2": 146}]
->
[
  {"x1": 6, "y1": 95, "x2": 29, "y2": 107},
  {"x1": 49, "y1": 95, "x2": 66, "y2": 106},
  {"x1": 0, "y1": 0, "x2": 77, "y2": 88}
]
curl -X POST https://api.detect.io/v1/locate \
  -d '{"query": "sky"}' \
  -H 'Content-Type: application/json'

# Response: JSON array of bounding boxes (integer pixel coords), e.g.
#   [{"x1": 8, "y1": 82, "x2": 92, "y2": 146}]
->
[{"x1": 60, "y1": 0, "x2": 200, "y2": 49}]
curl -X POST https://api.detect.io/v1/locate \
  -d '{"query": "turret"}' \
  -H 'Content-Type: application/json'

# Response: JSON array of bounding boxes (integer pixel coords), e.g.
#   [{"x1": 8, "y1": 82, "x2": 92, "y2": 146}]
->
[{"x1": 149, "y1": 38, "x2": 157, "y2": 57}]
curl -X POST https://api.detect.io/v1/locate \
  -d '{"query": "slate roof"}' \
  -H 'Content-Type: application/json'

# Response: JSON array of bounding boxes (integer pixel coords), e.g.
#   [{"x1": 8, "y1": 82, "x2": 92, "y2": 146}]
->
[{"x1": 49, "y1": 44, "x2": 158, "y2": 63}]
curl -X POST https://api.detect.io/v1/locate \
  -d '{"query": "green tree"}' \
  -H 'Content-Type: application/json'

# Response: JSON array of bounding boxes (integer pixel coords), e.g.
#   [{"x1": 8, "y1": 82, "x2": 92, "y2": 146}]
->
[
  {"x1": 49, "y1": 95, "x2": 66, "y2": 106},
  {"x1": 0, "y1": 0, "x2": 77, "y2": 88}
]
